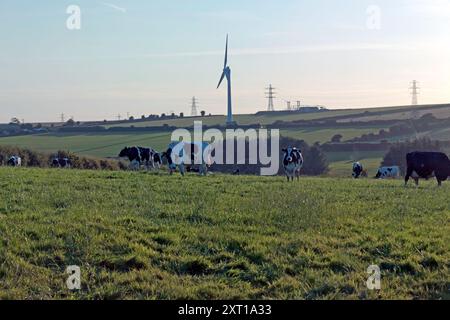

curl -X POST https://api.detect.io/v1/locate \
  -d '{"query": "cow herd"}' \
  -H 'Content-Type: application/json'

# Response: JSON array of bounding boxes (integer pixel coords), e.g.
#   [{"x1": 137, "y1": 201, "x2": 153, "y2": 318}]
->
[
  {"x1": 118, "y1": 146, "x2": 162, "y2": 171},
  {"x1": 4, "y1": 155, "x2": 72, "y2": 168},
  {"x1": 118, "y1": 142, "x2": 211, "y2": 176},
  {"x1": 119, "y1": 144, "x2": 294, "y2": 179},
  {"x1": 352, "y1": 151, "x2": 450, "y2": 186},
  {"x1": 3, "y1": 146, "x2": 449, "y2": 186}
]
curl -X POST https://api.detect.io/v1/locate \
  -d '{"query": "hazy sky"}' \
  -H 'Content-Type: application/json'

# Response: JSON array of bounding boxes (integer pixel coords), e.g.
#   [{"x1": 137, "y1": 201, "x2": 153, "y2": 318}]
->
[{"x1": 0, "y1": 0, "x2": 449, "y2": 123}]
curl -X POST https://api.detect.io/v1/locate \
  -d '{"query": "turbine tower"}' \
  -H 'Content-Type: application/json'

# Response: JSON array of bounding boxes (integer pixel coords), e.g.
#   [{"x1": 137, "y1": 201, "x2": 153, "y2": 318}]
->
[
  {"x1": 217, "y1": 35, "x2": 234, "y2": 125},
  {"x1": 410, "y1": 80, "x2": 419, "y2": 106}
]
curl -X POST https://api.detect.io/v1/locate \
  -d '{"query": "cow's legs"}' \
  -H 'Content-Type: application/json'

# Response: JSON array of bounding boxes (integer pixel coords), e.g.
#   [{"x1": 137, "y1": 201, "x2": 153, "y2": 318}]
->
[
  {"x1": 149, "y1": 159, "x2": 155, "y2": 170},
  {"x1": 436, "y1": 174, "x2": 446, "y2": 187},
  {"x1": 179, "y1": 165, "x2": 185, "y2": 176},
  {"x1": 405, "y1": 167, "x2": 413, "y2": 186},
  {"x1": 200, "y1": 164, "x2": 207, "y2": 176}
]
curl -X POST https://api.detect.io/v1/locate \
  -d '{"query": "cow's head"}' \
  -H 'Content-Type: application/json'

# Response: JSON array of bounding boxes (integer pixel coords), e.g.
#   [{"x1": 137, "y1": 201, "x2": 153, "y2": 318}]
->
[
  {"x1": 153, "y1": 153, "x2": 162, "y2": 165},
  {"x1": 282, "y1": 147, "x2": 302, "y2": 165},
  {"x1": 375, "y1": 170, "x2": 382, "y2": 179},
  {"x1": 162, "y1": 148, "x2": 177, "y2": 171},
  {"x1": 118, "y1": 147, "x2": 130, "y2": 158},
  {"x1": 352, "y1": 162, "x2": 363, "y2": 178}
]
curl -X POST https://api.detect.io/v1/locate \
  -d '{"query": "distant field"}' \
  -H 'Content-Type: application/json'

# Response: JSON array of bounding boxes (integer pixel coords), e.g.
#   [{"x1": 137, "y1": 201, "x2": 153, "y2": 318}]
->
[
  {"x1": 2, "y1": 103, "x2": 449, "y2": 176},
  {"x1": 0, "y1": 133, "x2": 172, "y2": 158},
  {"x1": 0, "y1": 125, "x2": 384, "y2": 157},
  {"x1": 339, "y1": 104, "x2": 450, "y2": 123},
  {"x1": 281, "y1": 126, "x2": 387, "y2": 144},
  {"x1": 326, "y1": 151, "x2": 385, "y2": 177},
  {"x1": 0, "y1": 168, "x2": 448, "y2": 299},
  {"x1": 0, "y1": 127, "x2": 388, "y2": 177},
  {"x1": 104, "y1": 104, "x2": 440, "y2": 129}
]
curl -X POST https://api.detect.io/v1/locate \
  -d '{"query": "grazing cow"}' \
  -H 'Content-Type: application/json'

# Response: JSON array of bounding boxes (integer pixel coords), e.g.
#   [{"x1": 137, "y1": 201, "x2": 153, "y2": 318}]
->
[
  {"x1": 162, "y1": 141, "x2": 211, "y2": 176},
  {"x1": 282, "y1": 147, "x2": 304, "y2": 181},
  {"x1": 7, "y1": 156, "x2": 22, "y2": 167},
  {"x1": 352, "y1": 162, "x2": 364, "y2": 179},
  {"x1": 153, "y1": 152, "x2": 163, "y2": 169},
  {"x1": 375, "y1": 166, "x2": 400, "y2": 179},
  {"x1": 405, "y1": 152, "x2": 450, "y2": 186},
  {"x1": 118, "y1": 146, "x2": 158, "y2": 170},
  {"x1": 119, "y1": 146, "x2": 142, "y2": 170},
  {"x1": 52, "y1": 158, "x2": 72, "y2": 168}
]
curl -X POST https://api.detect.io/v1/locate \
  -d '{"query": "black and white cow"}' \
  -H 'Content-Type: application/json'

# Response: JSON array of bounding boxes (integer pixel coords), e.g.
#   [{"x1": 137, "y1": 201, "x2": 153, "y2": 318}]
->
[
  {"x1": 7, "y1": 156, "x2": 22, "y2": 167},
  {"x1": 352, "y1": 162, "x2": 364, "y2": 179},
  {"x1": 118, "y1": 146, "x2": 158, "y2": 170},
  {"x1": 153, "y1": 152, "x2": 163, "y2": 169},
  {"x1": 162, "y1": 146, "x2": 185, "y2": 176},
  {"x1": 162, "y1": 142, "x2": 211, "y2": 176},
  {"x1": 405, "y1": 152, "x2": 450, "y2": 186},
  {"x1": 282, "y1": 147, "x2": 304, "y2": 181},
  {"x1": 375, "y1": 166, "x2": 400, "y2": 179},
  {"x1": 52, "y1": 158, "x2": 72, "y2": 168}
]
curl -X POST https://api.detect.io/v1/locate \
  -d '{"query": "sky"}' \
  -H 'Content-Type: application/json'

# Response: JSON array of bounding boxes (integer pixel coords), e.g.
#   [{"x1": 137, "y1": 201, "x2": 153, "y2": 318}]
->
[{"x1": 0, "y1": 0, "x2": 449, "y2": 123}]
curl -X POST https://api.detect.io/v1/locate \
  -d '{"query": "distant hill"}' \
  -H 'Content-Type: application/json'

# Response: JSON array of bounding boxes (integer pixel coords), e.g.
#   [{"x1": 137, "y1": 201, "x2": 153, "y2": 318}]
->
[{"x1": 91, "y1": 103, "x2": 450, "y2": 129}]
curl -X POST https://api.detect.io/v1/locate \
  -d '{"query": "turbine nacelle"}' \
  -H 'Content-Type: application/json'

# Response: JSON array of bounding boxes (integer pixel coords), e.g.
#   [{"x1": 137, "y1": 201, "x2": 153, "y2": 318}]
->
[{"x1": 217, "y1": 67, "x2": 231, "y2": 89}]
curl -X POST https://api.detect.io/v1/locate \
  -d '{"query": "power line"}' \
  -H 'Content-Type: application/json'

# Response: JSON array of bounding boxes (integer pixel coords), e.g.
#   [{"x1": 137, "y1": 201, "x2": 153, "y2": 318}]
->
[
  {"x1": 60, "y1": 113, "x2": 65, "y2": 123},
  {"x1": 191, "y1": 96, "x2": 198, "y2": 117},
  {"x1": 265, "y1": 84, "x2": 276, "y2": 112},
  {"x1": 410, "y1": 80, "x2": 420, "y2": 106}
]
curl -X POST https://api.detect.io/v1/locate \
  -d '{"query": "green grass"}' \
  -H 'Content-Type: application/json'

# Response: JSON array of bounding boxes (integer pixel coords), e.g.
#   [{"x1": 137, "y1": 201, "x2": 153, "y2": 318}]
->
[
  {"x1": 281, "y1": 127, "x2": 387, "y2": 144},
  {"x1": 105, "y1": 105, "x2": 449, "y2": 127},
  {"x1": 0, "y1": 133, "x2": 172, "y2": 158},
  {"x1": 0, "y1": 126, "x2": 386, "y2": 159},
  {"x1": 0, "y1": 167, "x2": 448, "y2": 300},
  {"x1": 104, "y1": 104, "x2": 435, "y2": 128},
  {"x1": 326, "y1": 151, "x2": 385, "y2": 177}
]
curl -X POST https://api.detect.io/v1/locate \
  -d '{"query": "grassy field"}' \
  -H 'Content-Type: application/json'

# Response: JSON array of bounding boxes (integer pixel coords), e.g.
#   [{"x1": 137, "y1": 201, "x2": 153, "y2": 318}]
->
[
  {"x1": 0, "y1": 133, "x2": 172, "y2": 158},
  {"x1": 103, "y1": 104, "x2": 437, "y2": 128},
  {"x1": 0, "y1": 127, "x2": 385, "y2": 159},
  {"x1": 0, "y1": 168, "x2": 448, "y2": 300},
  {"x1": 338, "y1": 104, "x2": 450, "y2": 123},
  {"x1": 326, "y1": 151, "x2": 385, "y2": 177},
  {"x1": 281, "y1": 126, "x2": 387, "y2": 144}
]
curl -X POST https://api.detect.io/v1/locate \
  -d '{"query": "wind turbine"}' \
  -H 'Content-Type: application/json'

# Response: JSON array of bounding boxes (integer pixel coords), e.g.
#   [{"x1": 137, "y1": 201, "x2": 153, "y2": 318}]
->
[{"x1": 217, "y1": 35, "x2": 234, "y2": 125}]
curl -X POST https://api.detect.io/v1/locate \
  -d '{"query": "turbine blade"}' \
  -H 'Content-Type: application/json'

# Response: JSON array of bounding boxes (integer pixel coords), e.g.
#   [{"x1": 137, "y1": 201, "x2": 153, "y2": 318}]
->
[
  {"x1": 217, "y1": 72, "x2": 225, "y2": 89},
  {"x1": 224, "y1": 34, "x2": 228, "y2": 68}
]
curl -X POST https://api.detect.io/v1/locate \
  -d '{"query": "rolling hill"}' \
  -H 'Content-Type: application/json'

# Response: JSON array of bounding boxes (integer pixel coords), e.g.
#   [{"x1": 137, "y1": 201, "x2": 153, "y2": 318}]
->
[{"x1": 1, "y1": 103, "x2": 449, "y2": 177}]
